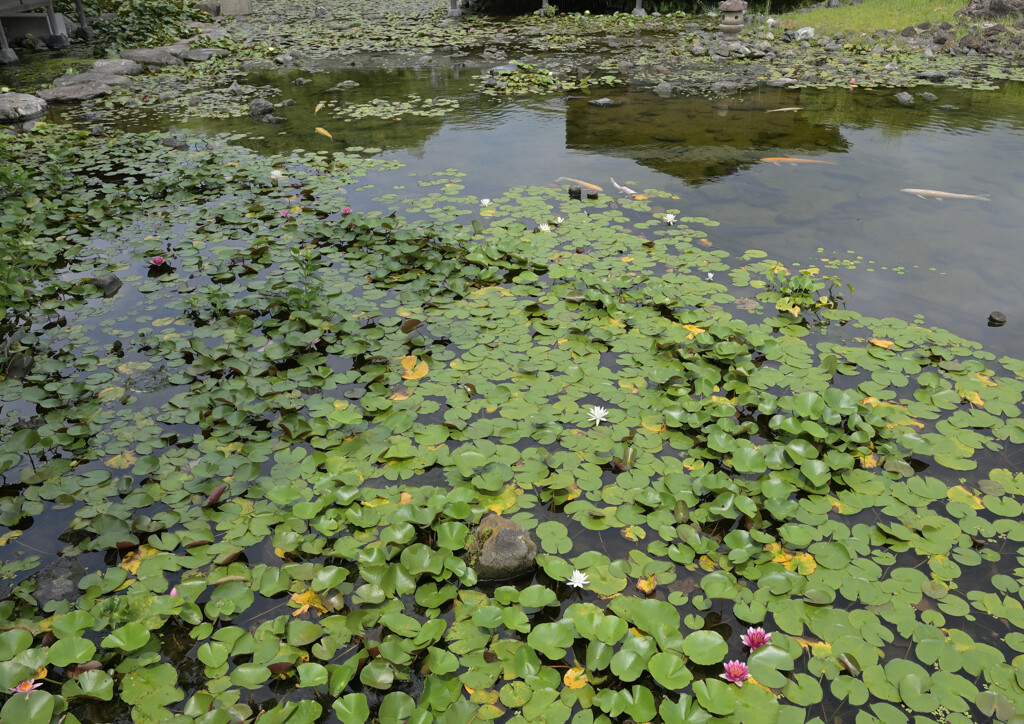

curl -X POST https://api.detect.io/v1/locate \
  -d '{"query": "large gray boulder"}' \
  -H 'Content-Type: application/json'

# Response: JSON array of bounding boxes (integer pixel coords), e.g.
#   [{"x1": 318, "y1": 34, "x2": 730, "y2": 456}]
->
[
  {"x1": 0, "y1": 92, "x2": 47, "y2": 122},
  {"x1": 955, "y1": 0, "x2": 1024, "y2": 17},
  {"x1": 37, "y1": 83, "x2": 112, "y2": 103},
  {"x1": 53, "y1": 71, "x2": 132, "y2": 88},
  {"x1": 467, "y1": 514, "x2": 538, "y2": 581},
  {"x1": 119, "y1": 48, "x2": 182, "y2": 66},
  {"x1": 92, "y1": 58, "x2": 143, "y2": 75}
]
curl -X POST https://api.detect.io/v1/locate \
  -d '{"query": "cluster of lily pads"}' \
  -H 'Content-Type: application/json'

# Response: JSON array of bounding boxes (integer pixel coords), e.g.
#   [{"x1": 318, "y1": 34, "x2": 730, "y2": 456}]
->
[
  {"x1": 3, "y1": 122, "x2": 1024, "y2": 724},
  {"x1": 328, "y1": 94, "x2": 461, "y2": 122}
]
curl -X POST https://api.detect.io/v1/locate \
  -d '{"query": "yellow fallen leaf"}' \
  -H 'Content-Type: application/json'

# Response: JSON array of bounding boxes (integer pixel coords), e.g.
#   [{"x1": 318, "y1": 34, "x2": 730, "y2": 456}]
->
[
  {"x1": 106, "y1": 451, "x2": 138, "y2": 469},
  {"x1": 468, "y1": 687, "x2": 498, "y2": 705},
  {"x1": 636, "y1": 574, "x2": 657, "y2": 595},
  {"x1": 858, "y1": 452, "x2": 879, "y2": 469},
  {"x1": 793, "y1": 636, "x2": 831, "y2": 655},
  {"x1": 315, "y1": 127, "x2": 333, "y2": 140},
  {"x1": 960, "y1": 389, "x2": 984, "y2": 406},
  {"x1": 401, "y1": 355, "x2": 429, "y2": 380},
  {"x1": 563, "y1": 666, "x2": 589, "y2": 689},
  {"x1": 119, "y1": 544, "x2": 160, "y2": 575},
  {"x1": 621, "y1": 525, "x2": 645, "y2": 542},
  {"x1": 948, "y1": 485, "x2": 983, "y2": 510},
  {"x1": 683, "y1": 324, "x2": 706, "y2": 339},
  {"x1": 398, "y1": 492, "x2": 413, "y2": 505},
  {"x1": 290, "y1": 588, "x2": 329, "y2": 617},
  {"x1": 388, "y1": 389, "x2": 411, "y2": 401},
  {"x1": 0, "y1": 530, "x2": 22, "y2": 546},
  {"x1": 869, "y1": 338, "x2": 894, "y2": 349}
]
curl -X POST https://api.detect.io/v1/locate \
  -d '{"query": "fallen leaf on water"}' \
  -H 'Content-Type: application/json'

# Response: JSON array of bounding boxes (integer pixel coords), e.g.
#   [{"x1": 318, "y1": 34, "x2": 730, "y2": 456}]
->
[
  {"x1": 401, "y1": 355, "x2": 429, "y2": 380},
  {"x1": 563, "y1": 666, "x2": 589, "y2": 689},
  {"x1": 291, "y1": 588, "x2": 329, "y2": 617},
  {"x1": 636, "y1": 574, "x2": 657, "y2": 595}
]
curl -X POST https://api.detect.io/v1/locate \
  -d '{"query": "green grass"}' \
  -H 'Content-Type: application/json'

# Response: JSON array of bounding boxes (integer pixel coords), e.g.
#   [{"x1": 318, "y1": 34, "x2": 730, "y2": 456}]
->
[{"x1": 776, "y1": 0, "x2": 964, "y2": 34}]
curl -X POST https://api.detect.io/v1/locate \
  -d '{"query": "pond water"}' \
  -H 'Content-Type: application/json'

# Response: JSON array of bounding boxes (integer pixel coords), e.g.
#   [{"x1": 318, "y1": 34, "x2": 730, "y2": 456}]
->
[
  {"x1": 7, "y1": 54, "x2": 1024, "y2": 724},
  {"x1": 104, "y1": 65, "x2": 1024, "y2": 360}
]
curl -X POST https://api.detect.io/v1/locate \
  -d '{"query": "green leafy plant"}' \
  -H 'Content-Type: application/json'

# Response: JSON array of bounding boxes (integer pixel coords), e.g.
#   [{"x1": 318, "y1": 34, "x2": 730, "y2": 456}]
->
[{"x1": 761, "y1": 263, "x2": 851, "y2": 319}]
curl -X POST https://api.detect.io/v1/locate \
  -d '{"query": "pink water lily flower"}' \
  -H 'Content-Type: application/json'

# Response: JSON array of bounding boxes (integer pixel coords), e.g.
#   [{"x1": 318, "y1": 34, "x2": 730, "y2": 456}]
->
[
  {"x1": 342, "y1": 207, "x2": 352, "y2": 214},
  {"x1": 741, "y1": 627, "x2": 772, "y2": 650},
  {"x1": 280, "y1": 209, "x2": 290, "y2": 217},
  {"x1": 170, "y1": 587, "x2": 179, "y2": 596},
  {"x1": 11, "y1": 678, "x2": 42, "y2": 698},
  {"x1": 720, "y1": 660, "x2": 750, "y2": 686},
  {"x1": 151, "y1": 255, "x2": 165, "y2": 266}
]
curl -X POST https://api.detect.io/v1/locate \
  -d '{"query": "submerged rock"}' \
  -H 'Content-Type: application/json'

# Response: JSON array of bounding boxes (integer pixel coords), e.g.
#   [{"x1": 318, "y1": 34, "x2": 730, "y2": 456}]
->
[
  {"x1": 179, "y1": 48, "x2": 230, "y2": 62},
  {"x1": 120, "y1": 48, "x2": 182, "y2": 67},
  {"x1": 588, "y1": 97, "x2": 614, "y2": 106},
  {"x1": 5, "y1": 353, "x2": 34, "y2": 380},
  {"x1": 653, "y1": 81, "x2": 673, "y2": 96},
  {"x1": 467, "y1": 514, "x2": 538, "y2": 581},
  {"x1": 87, "y1": 273, "x2": 122, "y2": 298},
  {"x1": 92, "y1": 58, "x2": 143, "y2": 76},
  {"x1": 28, "y1": 558, "x2": 86, "y2": 609},
  {"x1": 53, "y1": 71, "x2": 133, "y2": 88},
  {"x1": 0, "y1": 92, "x2": 47, "y2": 122},
  {"x1": 248, "y1": 98, "x2": 275, "y2": 118},
  {"x1": 37, "y1": 83, "x2": 113, "y2": 103},
  {"x1": 895, "y1": 91, "x2": 915, "y2": 105}
]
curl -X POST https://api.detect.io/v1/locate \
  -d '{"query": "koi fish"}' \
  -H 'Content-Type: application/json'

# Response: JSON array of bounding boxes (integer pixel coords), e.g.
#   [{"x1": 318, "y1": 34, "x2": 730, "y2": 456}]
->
[
  {"x1": 556, "y1": 177, "x2": 603, "y2": 192},
  {"x1": 765, "y1": 106, "x2": 803, "y2": 113},
  {"x1": 761, "y1": 157, "x2": 836, "y2": 166},
  {"x1": 610, "y1": 177, "x2": 637, "y2": 195},
  {"x1": 608, "y1": 177, "x2": 648, "y2": 200},
  {"x1": 315, "y1": 127, "x2": 333, "y2": 140},
  {"x1": 901, "y1": 188, "x2": 990, "y2": 201},
  {"x1": 314, "y1": 101, "x2": 325, "y2": 114}
]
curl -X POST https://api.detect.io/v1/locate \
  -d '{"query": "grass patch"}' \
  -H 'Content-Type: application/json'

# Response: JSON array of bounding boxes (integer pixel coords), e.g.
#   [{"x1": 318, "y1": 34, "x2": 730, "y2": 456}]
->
[{"x1": 776, "y1": 0, "x2": 963, "y2": 34}]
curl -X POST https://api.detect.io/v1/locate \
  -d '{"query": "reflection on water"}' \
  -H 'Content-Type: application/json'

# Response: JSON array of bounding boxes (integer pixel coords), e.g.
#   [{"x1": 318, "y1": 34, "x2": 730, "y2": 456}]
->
[{"x1": 21, "y1": 57, "x2": 1024, "y2": 357}]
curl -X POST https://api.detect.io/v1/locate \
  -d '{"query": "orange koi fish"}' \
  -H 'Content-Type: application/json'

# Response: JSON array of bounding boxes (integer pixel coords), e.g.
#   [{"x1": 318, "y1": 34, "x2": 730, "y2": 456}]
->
[
  {"x1": 761, "y1": 157, "x2": 836, "y2": 166},
  {"x1": 556, "y1": 177, "x2": 603, "y2": 192}
]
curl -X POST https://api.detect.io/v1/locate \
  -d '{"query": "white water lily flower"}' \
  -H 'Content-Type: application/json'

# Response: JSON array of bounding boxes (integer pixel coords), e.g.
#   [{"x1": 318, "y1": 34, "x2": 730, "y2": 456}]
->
[
  {"x1": 587, "y1": 405, "x2": 610, "y2": 426},
  {"x1": 480, "y1": 198, "x2": 491, "y2": 206},
  {"x1": 664, "y1": 213, "x2": 676, "y2": 225},
  {"x1": 555, "y1": 216, "x2": 565, "y2": 224},
  {"x1": 567, "y1": 570, "x2": 590, "y2": 588},
  {"x1": 537, "y1": 223, "x2": 551, "y2": 233},
  {"x1": 270, "y1": 169, "x2": 284, "y2": 180},
  {"x1": 707, "y1": 272, "x2": 714, "y2": 281}
]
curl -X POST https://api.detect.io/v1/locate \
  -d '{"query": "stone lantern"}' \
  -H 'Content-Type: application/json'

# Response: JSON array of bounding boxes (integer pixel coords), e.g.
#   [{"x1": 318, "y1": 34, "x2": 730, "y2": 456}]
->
[
  {"x1": 632, "y1": 0, "x2": 646, "y2": 16},
  {"x1": 718, "y1": 0, "x2": 747, "y2": 35},
  {"x1": 449, "y1": 0, "x2": 461, "y2": 16}
]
